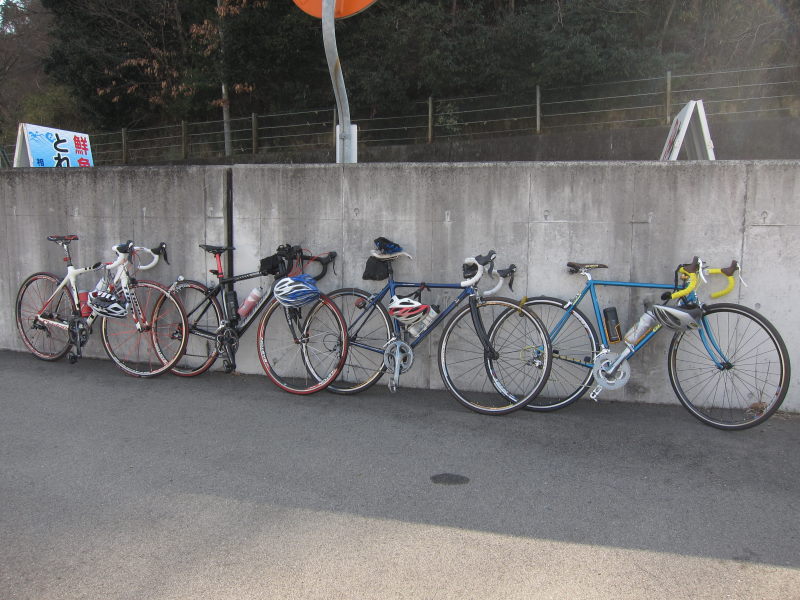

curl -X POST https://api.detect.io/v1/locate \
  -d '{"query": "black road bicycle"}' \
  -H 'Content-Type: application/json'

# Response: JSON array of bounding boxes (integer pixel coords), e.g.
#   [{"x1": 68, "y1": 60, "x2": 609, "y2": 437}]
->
[{"x1": 157, "y1": 243, "x2": 346, "y2": 394}]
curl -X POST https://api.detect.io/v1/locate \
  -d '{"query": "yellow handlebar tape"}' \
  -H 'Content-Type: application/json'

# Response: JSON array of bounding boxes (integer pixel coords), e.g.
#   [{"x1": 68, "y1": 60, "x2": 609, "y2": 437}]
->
[
  {"x1": 707, "y1": 268, "x2": 736, "y2": 299},
  {"x1": 671, "y1": 269, "x2": 698, "y2": 300}
]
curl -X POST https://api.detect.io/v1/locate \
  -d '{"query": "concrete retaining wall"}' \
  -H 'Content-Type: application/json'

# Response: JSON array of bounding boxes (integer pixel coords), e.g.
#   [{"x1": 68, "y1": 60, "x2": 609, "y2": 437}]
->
[{"x1": 2, "y1": 161, "x2": 798, "y2": 412}]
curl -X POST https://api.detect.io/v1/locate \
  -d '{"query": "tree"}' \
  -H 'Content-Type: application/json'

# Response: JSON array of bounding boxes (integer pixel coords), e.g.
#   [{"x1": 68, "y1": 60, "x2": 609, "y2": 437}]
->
[
  {"x1": 33, "y1": 0, "x2": 800, "y2": 132},
  {"x1": 0, "y1": 0, "x2": 60, "y2": 143},
  {"x1": 40, "y1": 0, "x2": 224, "y2": 129}
]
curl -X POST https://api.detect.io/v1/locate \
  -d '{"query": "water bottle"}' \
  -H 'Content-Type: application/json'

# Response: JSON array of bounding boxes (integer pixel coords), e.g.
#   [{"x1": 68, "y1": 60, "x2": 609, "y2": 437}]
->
[
  {"x1": 408, "y1": 307, "x2": 438, "y2": 338},
  {"x1": 603, "y1": 307, "x2": 621, "y2": 343},
  {"x1": 225, "y1": 290, "x2": 240, "y2": 319},
  {"x1": 237, "y1": 286, "x2": 264, "y2": 318},
  {"x1": 623, "y1": 310, "x2": 658, "y2": 346},
  {"x1": 78, "y1": 290, "x2": 91, "y2": 317}
]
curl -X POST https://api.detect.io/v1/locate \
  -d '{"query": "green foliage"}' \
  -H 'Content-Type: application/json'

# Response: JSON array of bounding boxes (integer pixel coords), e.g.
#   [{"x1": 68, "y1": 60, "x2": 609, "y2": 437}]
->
[
  {"x1": 20, "y1": 84, "x2": 83, "y2": 129},
  {"x1": 20, "y1": 0, "x2": 800, "y2": 130}
]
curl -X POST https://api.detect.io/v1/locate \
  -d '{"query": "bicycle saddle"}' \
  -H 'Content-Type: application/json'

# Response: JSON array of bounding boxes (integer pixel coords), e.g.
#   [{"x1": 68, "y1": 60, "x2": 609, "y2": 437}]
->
[
  {"x1": 199, "y1": 244, "x2": 235, "y2": 255},
  {"x1": 567, "y1": 262, "x2": 608, "y2": 273},
  {"x1": 370, "y1": 249, "x2": 413, "y2": 261},
  {"x1": 47, "y1": 235, "x2": 79, "y2": 244}
]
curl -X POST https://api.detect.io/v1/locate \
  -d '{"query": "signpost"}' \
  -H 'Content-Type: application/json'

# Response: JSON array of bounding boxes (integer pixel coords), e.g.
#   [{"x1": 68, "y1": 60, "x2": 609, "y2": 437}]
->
[
  {"x1": 293, "y1": 0, "x2": 377, "y2": 19},
  {"x1": 660, "y1": 100, "x2": 715, "y2": 161},
  {"x1": 293, "y1": 0, "x2": 377, "y2": 163},
  {"x1": 13, "y1": 123, "x2": 94, "y2": 168}
]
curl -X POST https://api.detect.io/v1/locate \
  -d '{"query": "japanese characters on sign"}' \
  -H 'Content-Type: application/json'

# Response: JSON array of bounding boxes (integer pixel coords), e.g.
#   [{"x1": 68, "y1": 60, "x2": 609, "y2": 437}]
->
[{"x1": 13, "y1": 123, "x2": 94, "y2": 168}]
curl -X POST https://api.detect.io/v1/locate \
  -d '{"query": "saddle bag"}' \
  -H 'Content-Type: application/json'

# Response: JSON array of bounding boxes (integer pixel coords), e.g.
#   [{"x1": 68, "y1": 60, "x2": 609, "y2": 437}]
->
[
  {"x1": 260, "y1": 254, "x2": 285, "y2": 276},
  {"x1": 362, "y1": 256, "x2": 389, "y2": 281}
]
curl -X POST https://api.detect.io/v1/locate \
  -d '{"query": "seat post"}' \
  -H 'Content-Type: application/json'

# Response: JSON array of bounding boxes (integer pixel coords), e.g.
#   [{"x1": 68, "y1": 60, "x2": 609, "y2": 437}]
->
[{"x1": 61, "y1": 242, "x2": 74, "y2": 267}]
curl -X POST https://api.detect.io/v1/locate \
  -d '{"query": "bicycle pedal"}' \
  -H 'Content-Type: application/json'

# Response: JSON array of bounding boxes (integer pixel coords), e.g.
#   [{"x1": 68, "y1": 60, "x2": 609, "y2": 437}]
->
[{"x1": 589, "y1": 385, "x2": 603, "y2": 401}]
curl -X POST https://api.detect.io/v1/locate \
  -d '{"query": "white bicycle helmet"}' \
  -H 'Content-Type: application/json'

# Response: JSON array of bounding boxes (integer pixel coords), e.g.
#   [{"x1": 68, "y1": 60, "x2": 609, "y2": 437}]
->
[
  {"x1": 87, "y1": 290, "x2": 128, "y2": 319},
  {"x1": 651, "y1": 304, "x2": 702, "y2": 331},
  {"x1": 274, "y1": 274, "x2": 321, "y2": 307},
  {"x1": 388, "y1": 295, "x2": 430, "y2": 325}
]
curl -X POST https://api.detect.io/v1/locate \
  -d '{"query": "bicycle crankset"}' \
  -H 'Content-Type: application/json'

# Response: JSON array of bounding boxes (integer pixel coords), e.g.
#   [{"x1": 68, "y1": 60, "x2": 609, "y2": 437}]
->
[
  {"x1": 67, "y1": 317, "x2": 90, "y2": 364},
  {"x1": 383, "y1": 340, "x2": 413, "y2": 393},
  {"x1": 591, "y1": 351, "x2": 631, "y2": 391},
  {"x1": 216, "y1": 326, "x2": 240, "y2": 372}
]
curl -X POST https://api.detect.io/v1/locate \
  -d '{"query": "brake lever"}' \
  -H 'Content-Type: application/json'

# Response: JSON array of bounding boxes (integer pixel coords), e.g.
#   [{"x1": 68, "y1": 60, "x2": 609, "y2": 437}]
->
[
  {"x1": 738, "y1": 263, "x2": 748, "y2": 287},
  {"x1": 153, "y1": 242, "x2": 169, "y2": 265}
]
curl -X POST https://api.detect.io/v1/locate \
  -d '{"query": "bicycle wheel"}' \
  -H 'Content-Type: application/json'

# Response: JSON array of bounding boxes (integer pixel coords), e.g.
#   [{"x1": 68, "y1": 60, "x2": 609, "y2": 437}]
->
[
  {"x1": 257, "y1": 295, "x2": 348, "y2": 394},
  {"x1": 438, "y1": 297, "x2": 552, "y2": 415},
  {"x1": 164, "y1": 280, "x2": 223, "y2": 377},
  {"x1": 101, "y1": 280, "x2": 188, "y2": 377},
  {"x1": 322, "y1": 288, "x2": 392, "y2": 394},
  {"x1": 522, "y1": 297, "x2": 599, "y2": 411},
  {"x1": 15, "y1": 272, "x2": 75, "y2": 361},
  {"x1": 668, "y1": 303, "x2": 790, "y2": 430}
]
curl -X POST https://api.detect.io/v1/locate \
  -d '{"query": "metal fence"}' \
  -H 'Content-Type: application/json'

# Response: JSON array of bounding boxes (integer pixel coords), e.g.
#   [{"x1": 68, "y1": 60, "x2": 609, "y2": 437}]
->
[{"x1": 4, "y1": 64, "x2": 799, "y2": 166}]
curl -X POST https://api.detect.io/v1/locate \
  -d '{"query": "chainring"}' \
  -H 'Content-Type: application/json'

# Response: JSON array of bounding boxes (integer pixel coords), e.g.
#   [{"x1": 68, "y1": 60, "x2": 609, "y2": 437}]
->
[
  {"x1": 68, "y1": 317, "x2": 90, "y2": 348},
  {"x1": 591, "y1": 351, "x2": 631, "y2": 390},
  {"x1": 216, "y1": 326, "x2": 240, "y2": 355},
  {"x1": 383, "y1": 340, "x2": 414, "y2": 374}
]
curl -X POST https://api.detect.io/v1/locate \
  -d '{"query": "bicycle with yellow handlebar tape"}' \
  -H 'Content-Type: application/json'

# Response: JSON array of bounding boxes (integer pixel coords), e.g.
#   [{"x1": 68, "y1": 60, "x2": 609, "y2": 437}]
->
[{"x1": 521, "y1": 257, "x2": 790, "y2": 430}]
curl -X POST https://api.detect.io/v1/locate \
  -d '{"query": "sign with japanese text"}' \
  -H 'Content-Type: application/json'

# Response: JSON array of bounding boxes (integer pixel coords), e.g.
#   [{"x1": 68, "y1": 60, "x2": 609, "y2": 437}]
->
[{"x1": 13, "y1": 123, "x2": 94, "y2": 168}]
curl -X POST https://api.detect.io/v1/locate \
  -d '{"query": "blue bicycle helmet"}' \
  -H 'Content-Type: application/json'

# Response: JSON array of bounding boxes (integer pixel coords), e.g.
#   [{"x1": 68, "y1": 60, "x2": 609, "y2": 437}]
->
[
  {"x1": 374, "y1": 237, "x2": 403, "y2": 254},
  {"x1": 274, "y1": 274, "x2": 321, "y2": 307}
]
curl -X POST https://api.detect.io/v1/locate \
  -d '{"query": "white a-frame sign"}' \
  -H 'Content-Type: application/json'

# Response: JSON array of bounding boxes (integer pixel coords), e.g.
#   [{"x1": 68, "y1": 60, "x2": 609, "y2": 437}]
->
[{"x1": 660, "y1": 100, "x2": 715, "y2": 160}]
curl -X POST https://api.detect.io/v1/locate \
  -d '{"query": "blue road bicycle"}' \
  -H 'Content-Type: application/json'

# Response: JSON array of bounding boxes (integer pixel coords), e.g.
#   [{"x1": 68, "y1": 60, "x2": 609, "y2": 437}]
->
[
  {"x1": 313, "y1": 242, "x2": 553, "y2": 415},
  {"x1": 523, "y1": 257, "x2": 790, "y2": 430}
]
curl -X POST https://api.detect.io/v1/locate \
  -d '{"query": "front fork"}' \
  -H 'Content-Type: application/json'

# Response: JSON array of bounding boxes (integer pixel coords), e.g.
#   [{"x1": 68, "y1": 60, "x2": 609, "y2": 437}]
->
[
  {"x1": 283, "y1": 306, "x2": 304, "y2": 343},
  {"x1": 468, "y1": 295, "x2": 500, "y2": 361}
]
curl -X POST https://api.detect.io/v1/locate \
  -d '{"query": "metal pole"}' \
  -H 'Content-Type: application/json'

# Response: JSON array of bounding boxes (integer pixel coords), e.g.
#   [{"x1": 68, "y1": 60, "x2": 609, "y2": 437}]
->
[
  {"x1": 536, "y1": 85, "x2": 541, "y2": 133},
  {"x1": 427, "y1": 96, "x2": 434, "y2": 143},
  {"x1": 251, "y1": 113, "x2": 258, "y2": 155},
  {"x1": 181, "y1": 120, "x2": 188, "y2": 159},
  {"x1": 121, "y1": 128, "x2": 128, "y2": 164},
  {"x1": 665, "y1": 70, "x2": 672, "y2": 125},
  {"x1": 322, "y1": 0, "x2": 356, "y2": 163},
  {"x1": 218, "y1": 0, "x2": 232, "y2": 158}
]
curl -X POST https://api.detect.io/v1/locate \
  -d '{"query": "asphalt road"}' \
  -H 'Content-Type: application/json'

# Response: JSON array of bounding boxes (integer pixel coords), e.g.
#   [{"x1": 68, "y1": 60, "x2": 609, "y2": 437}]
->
[{"x1": 1, "y1": 349, "x2": 798, "y2": 599}]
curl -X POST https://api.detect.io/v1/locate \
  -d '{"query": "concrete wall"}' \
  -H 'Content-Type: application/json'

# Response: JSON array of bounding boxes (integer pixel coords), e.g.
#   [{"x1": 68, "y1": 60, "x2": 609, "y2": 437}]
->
[{"x1": 2, "y1": 161, "x2": 798, "y2": 412}]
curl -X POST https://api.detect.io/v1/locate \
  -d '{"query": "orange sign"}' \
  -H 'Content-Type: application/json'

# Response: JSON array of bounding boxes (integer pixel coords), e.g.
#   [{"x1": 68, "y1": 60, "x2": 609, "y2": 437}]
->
[{"x1": 293, "y1": 0, "x2": 377, "y2": 19}]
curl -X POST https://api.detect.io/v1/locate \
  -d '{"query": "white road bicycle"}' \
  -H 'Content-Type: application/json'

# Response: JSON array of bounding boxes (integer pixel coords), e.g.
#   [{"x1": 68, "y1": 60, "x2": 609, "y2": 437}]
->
[{"x1": 15, "y1": 236, "x2": 188, "y2": 377}]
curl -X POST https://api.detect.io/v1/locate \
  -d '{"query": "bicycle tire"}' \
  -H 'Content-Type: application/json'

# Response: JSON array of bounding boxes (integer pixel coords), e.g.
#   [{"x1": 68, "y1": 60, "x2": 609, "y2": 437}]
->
[
  {"x1": 668, "y1": 303, "x2": 790, "y2": 430},
  {"x1": 256, "y1": 295, "x2": 349, "y2": 394},
  {"x1": 101, "y1": 280, "x2": 188, "y2": 377},
  {"x1": 322, "y1": 288, "x2": 392, "y2": 394},
  {"x1": 522, "y1": 297, "x2": 599, "y2": 411},
  {"x1": 438, "y1": 297, "x2": 552, "y2": 415},
  {"x1": 164, "y1": 280, "x2": 223, "y2": 377},
  {"x1": 15, "y1": 272, "x2": 75, "y2": 361}
]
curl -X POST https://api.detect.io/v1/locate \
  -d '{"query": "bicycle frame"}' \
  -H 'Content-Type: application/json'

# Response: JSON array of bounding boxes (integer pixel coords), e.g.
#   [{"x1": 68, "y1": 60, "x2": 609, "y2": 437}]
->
[
  {"x1": 347, "y1": 265, "x2": 487, "y2": 358},
  {"x1": 552, "y1": 272, "x2": 731, "y2": 373},
  {"x1": 224, "y1": 271, "x2": 271, "y2": 331},
  {"x1": 31, "y1": 245, "x2": 162, "y2": 364},
  {"x1": 34, "y1": 263, "x2": 103, "y2": 332},
  {"x1": 177, "y1": 246, "x2": 337, "y2": 374}
]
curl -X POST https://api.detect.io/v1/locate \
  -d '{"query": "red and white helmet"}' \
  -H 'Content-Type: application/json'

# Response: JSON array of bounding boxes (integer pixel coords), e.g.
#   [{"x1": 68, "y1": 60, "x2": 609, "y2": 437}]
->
[{"x1": 388, "y1": 295, "x2": 430, "y2": 325}]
